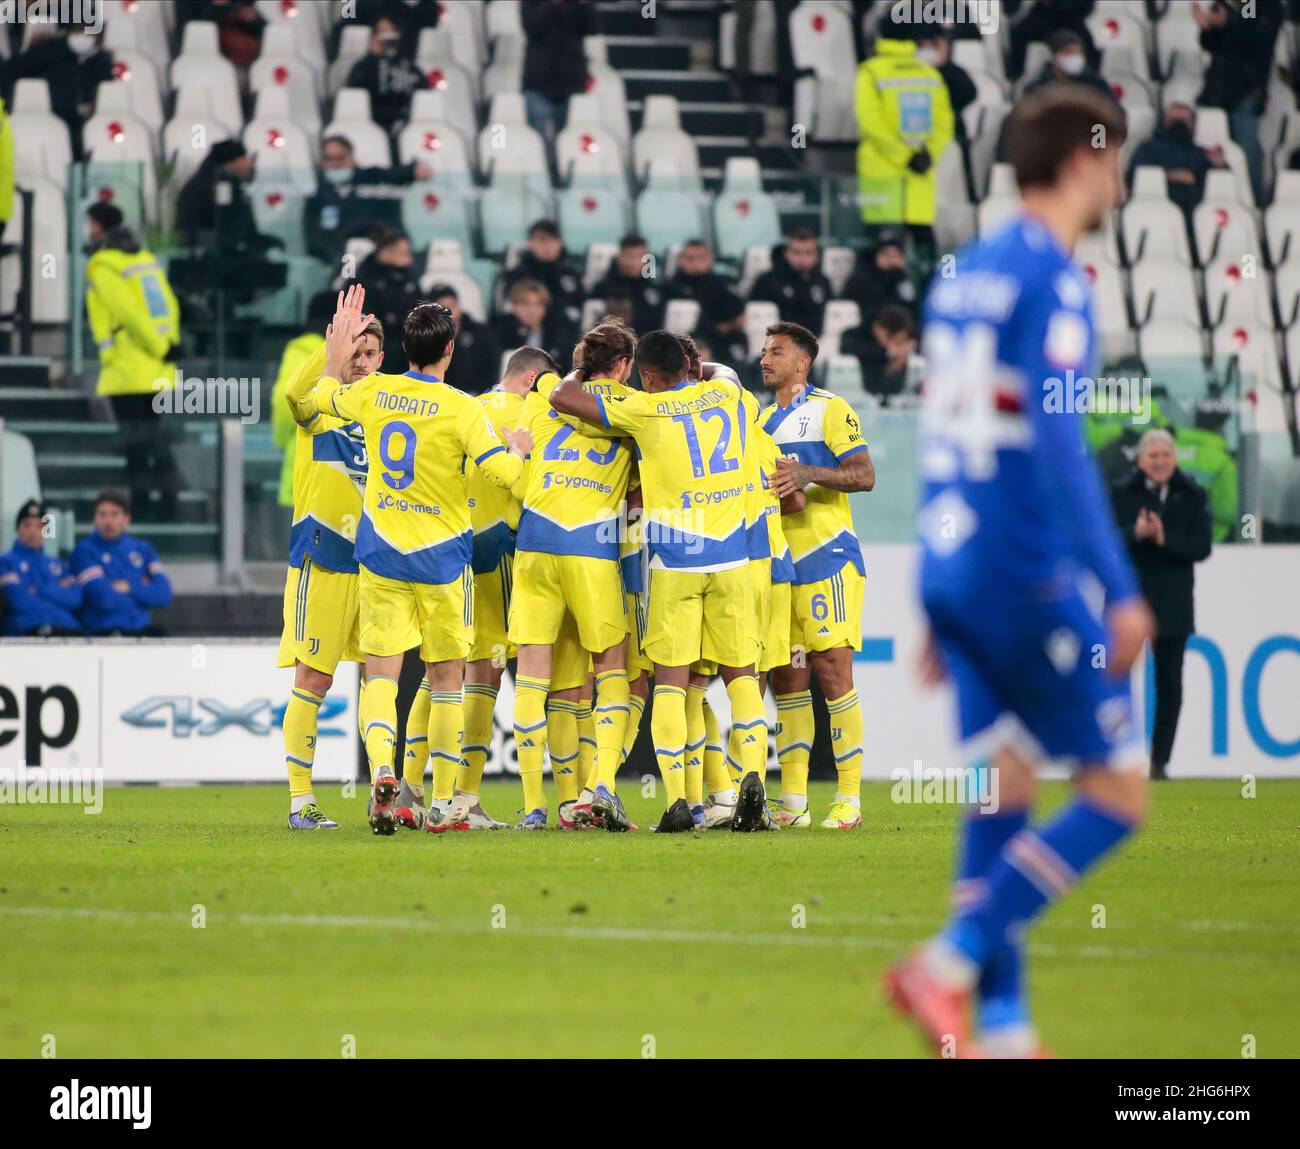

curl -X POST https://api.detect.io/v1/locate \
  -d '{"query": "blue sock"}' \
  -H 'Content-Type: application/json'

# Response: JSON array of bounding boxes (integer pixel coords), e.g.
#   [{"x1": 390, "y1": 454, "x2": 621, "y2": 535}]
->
[
  {"x1": 945, "y1": 799, "x2": 1135, "y2": 969},
  {"x1": 951, "y1": 807, "x2": 1031, "y2": 1028}
]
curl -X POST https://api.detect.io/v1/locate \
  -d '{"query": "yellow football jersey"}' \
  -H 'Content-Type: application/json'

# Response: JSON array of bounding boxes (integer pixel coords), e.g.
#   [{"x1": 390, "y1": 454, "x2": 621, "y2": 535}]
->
[
  {"x1": 752, "y1": 425, "x2": 795, "y2": 583},
  {"x1": 469, "y1": 387, "x2": 527, "y2": 574},
  {"x1": 594, "y1": 377, "x2": 751, "y2": 573},
  {"x1": 516, "y1": 372, "x2": 635, "y2": 561},
  {"x1": 311, "y1": 370, "x2": 522, "y2": 584},
  {"x1": 760, "y1": 387, "x2": 868, "y2": 584},
  {"x1": 282, "y1": 343, "x2": 367, "y2": 574}
]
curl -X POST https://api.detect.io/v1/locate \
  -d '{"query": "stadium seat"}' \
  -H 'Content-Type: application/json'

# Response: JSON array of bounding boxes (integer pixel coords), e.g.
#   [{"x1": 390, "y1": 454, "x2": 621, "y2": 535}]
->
[
  {"x1": 822, "y1": 245, "x2": 856, "y2": 295},
  {"x1": 632, "y1": 96, "x2": 701, "y2": 187},
  {"x1": 484, "y1": 35, "x2": 525, "y2": 101},
  {"x1": 406, "y1": 89, "x2": 475, "y2": 156},
  {"x1": 664, "y1": 298, "x2": 701, "y2": 333},
  {"x1": 557, "y1": 96, "x2": 628, "y2": 188},
  {"x1": 419, "y1": 268, "x2": 488, "y2": 323},
  {"x1": 1129, "y1": 165, "x2": 1169, "y2": 201},
  {"x1": 965, "y1": 102, "x2": 1008, "y2": 197},
  {"x1": 397, "y1": 122, "x2": 474, "y2": 187},
  {"x1": 1131, "y1": 258, "x2": 1202, "y2": 327},
  {"x1": 1138, "y1": 318, "x2": 1208, "y2": 374},
  {"x1": 102, "y1": 0, "x2": 172, "y2": 71},
  {"x1": 255, "y1": 0, "x2": 328, "y2": 71},
  {"x1": 329, "y1": 24, "x2": 372, "y2": 96},
  {"x1": 635, "y1": 161, "x2": 708, "y2": 252},
  {"x1": 1191, "y1": 199, "x2": 1262, "y2": 267},
  {"x1": 250, "y1": 33, "x2": 324, "y2": 135},
  {"x1": 106, "y1": 52, "x2": 166, "y2": 134},
  {"x1": 737, "y1": 244, "x2": 773, "y2": 297},
  {"x1": 579, "y1": 297, "x2": 606, "y2": 330},
  {"x1": 419, "y1": 26, "x2": 483, "y2": 104},
  {"x1": 244, "y1": 87, "x2": 318, "y2": 175},
  {"x1": 1203, "y1": 255, "x2": 1276, "y2": 329},
  {"x1": 439, "y1": 0, "x2": 488, "y2": 71},
  {"x1": 977, "y1": 193, "x2": 1019, "y2": 238},
  {"x1": 479, "y1": 182, "x2": 554, "y2": 255},
  {"x1": 583, "y1": 243, "x2": 619, "y2": 292},
  {"x1": 402, "y1": 185, "x2": 477, "y2": 256},
  {"x1": 1122, "y1": 199, "x2": 1194, "y2": 266},
  {"x1": 425, "y1": 238, "x2": 466, "y2": 276},
  {"x1": 585, "y1": 63, "x2": 630, "y2": 147},
  {"x1": 481, "y1": 133, "x2": 552, "y2": 201},
  {"x1": 819, "y1": 299, "x2": 861, "y2": 360},
  {"x1": 1273, "y1": 262, "x2": 1300, "y2": 326},
  {"x1": 9, "y1": 79, "x2": 74, "y2": 188},
  {"x1": 557, "y1": 185, "x2": 631, "y2": 251},
  {"x1": 744, "y1": 302, "x2": 780, "y2": 356},
  {"x1": 83, "y1": 114, "x2": 159, "y2": 226},
  {"x1": 713, "y1": 159, "x2": 781, "y2": 261},
  {"x1": 0, "y1": 174, "x2": 68, "y2": 323},
  {"x1": 1077, "y1": 258, "x2": 1134, "y2": 362},
  {"x1": 487, "y1": 0, "x2": 523, "y2": 43},
  {"x1": 1211, "y1": 321, "x2": 1283, "y2": 394},
  {"x1": 249, "y1": 180, "x2": 309, "y2": 256},
  {"x1": 325, "y1": 89, "x2": 392, "y2": 167},
  {"x1": 789, "y1": 1, "x2": 858, "y2": 142},
  {"x1": 822, "y1": 354, "x2": 865, "y2": 394},
  {"x1": 1155, "y1": 7, "x2": 1207, "y2": 80},
  {"x1": 423, "y1": 58, "x2": 481, "y2": 133},
  {"x1": 170, "y1": 23, "x2": 243, "y2": 136}
]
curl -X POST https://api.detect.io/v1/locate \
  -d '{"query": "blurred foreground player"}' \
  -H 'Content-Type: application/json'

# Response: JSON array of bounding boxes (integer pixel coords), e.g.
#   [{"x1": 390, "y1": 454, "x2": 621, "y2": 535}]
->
[{"x1": 885, "y1": 86, "x2": 1155, "y2": 1058}]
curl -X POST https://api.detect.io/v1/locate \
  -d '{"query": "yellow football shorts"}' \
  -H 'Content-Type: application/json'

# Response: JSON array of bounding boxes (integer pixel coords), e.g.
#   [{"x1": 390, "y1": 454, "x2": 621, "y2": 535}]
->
[
  {"x1": 277, "y1": 557, "x2": 362, "y2": 674},
  {"x1": 626, "y1": 591, "x2": 652, "y2": 676},
  {"x1": 761, "y1": 576, "x2": 792, "y2": 674},
  {"x1": 551, "y1": 611, "x2": 593, "y2": 692},
  {"x1": 359, "y1": 563, "x2": 473, "y2": 663},
  {"x1": 470, "y1": 553, "x2": 515, "y2": 665},
  {"x1": 790, "y1": 562, "x2": 864, "y2": 657},
  {"x1": 508, "y1": 549, "x2": 627, "y2": 655},
  {"x1": 644, "y1": 564, "x2": 757, "y2": 669}
]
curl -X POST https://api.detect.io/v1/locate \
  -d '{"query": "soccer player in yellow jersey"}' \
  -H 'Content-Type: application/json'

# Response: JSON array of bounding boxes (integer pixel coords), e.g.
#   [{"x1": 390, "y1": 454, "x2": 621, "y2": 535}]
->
[
  {"x1": 278, "y1": 285, "x2": 380, "y2": 831},
  {"x1": 508, "y1": 323, "x2": 636, "y2": 831},
  {"x1": 393, "y1": 346, "x2": 557, "y2": 831},
  {"x1": 760, "y1": 322, "x2": 876, "y2": 830},
  {"x1": 550, "y1": 330, "x2": 771, "y2": 834},
  {"x1": 311, "y1": 299, "x2": 531, "y2": 835}
]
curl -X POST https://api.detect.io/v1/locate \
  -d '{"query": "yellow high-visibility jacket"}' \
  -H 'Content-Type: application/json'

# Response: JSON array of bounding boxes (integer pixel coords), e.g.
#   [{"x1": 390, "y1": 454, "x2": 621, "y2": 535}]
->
[
  {"x1": 0, "y1": 97, "x2": 14, "y2": 226},
  {"x1": 269, "y1": 330, "x2": 325, "y2": 507},
  {"x1": 85, "y1": 243, "x2": 180, "y2": 397},
  {"x1": 855, "y1": 38, "x2": 954, "y2": 226}
]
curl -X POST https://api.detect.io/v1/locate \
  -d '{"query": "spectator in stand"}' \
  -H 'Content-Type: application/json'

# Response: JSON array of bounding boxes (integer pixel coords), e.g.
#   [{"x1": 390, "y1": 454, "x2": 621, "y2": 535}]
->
[
  {"x1": 595, "y1": 284, "x2": 637, "y2": 330},
  {"x1": 500, "y1": 219, "x2": 585, "y2": 331},
  {"x1": 1, "y1": 501, "x2": 83, "y2": 637},
  {"x1": 305, "y1": 135, "x2": 431, "y2": 270},
  {"x1": 1008, "y1": 0, "x2": 1097, "y2": 80},
  {"x1": 345, "y1": 14, "x2": 428, "y2": 135},
  {"x1": 665, "y1": 238, "x2": 743, "y2": 327},
  {"x1": 1023, "y1": 30, "x2": 1116, "y2": 106},
  {"x1": 184, "y1": 1, "x2": 265, "y2": 73},
  {"x1": 841, "y1": 230, "x2": 918, "y2": 323},
  {"x1": 841, "y1": 303, "x2": 921, "y2": 400},
  {"x1": 1195, "y1": 0, "x2": 1282, "y2": 204},
  {"x1": 916, "y1": 29, "x2": 976, "y2": 140},
  {"x1": 1111, "y1": 429, "x2": 1213, "y2": 781},
  {"x1": 1, "y1": 20, "x2": 112, "y2": 160},
  {"x1": 85, "y1": 202, "x2": 184, "y2": 524},
  {"x1": 176, "y1": 139, "x2": 265, "y2": 244},
  {"x1": 750, "y1": 228, "x2": 832, "y2": 336},
  {"x1": 71, "y1": 491, "x2": 173, "y2": 636},
  {"x1": 590, "y1": 234, "x2": 665, "y2": 333},
  {"x1": 854, "y1": 27, "x2": 953, "y2": 252},
  {"x1": 429, "y1": 283, "x2": 501, "y2": 395},
  {"x1": 696, "y1": 290, "x2": 761, "y2": 391},
  {"x1": 522, "y1": 0, "x2": 596, "y2": 144},
  {"x1": 345, "y1": 0, "x2": 442, "y2": 40},
  {"x1": 492, "y1": 278, "x2": 576, "y2": 366},
  {"x1": 1127, "y1": 104, "x2": 1230, "y2": 217},
  {"x1": 355, "y1": 226, "x2": 422, "y2": 373}
]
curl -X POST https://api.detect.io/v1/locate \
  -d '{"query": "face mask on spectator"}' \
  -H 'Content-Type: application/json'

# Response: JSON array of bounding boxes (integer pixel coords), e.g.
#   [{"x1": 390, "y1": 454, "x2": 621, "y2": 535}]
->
[
  {"x1": 68, "y1": 33, "x2": 96, "y2": 56},
  {"x1": 379, "y1": 32, "x2": 402, "y2": 57},
  {"x1": 1056, "y1": 53, "x2": 1086, "y2": 76},
  {"x1": 324, "y1": 167, "x2": 352, "y2": 186},
  {"x1": 916, "y1": 47, "x2": 941, "y2": 67},
  {"x1": 1166, "y1": 120, "x2": 1193, "y2": 144}
]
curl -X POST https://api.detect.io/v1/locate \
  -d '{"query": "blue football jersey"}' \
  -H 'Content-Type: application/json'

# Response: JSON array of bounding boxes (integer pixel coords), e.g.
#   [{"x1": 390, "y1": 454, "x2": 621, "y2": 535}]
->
[{"x1": 917, "y1": 215, "x2": 1138, "y2": 614}]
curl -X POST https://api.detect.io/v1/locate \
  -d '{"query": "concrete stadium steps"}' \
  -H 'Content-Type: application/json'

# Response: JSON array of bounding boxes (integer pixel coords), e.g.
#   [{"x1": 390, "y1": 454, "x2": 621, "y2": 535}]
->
[
  {"x1": 0, "y1": 388, "x2": 99, "y2": 422},
  {"x1": 596, "y1": 0, "x2": 720, "y2": 40},
  {"x1": 606, "y1": 35, "x2": 693, "y2": 72},
  {"x1": 0, "y1": 357, "x2": 54, "y2": 389},
  {"x1": 621, "y1": 68, "x2": 734, "y2": 105},
  {"x1": 629, "y1": 99, "x2": 764, "y2": 139}
]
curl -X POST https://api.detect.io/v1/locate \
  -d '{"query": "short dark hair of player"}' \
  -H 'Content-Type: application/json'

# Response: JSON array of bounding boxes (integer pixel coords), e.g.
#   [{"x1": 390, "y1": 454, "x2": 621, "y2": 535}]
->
[
  {"x1": 95, "y1": 489, "x2": 131, "y2": 515},
  {"x1": 635, "y1": 329, "x2": 688, "y2": 380},
  {"x1": 505, "y1": 347, "x2": 558, "y2": 379},
  {"x1": 402, "y1": 302, "x2": 456, "y2": 367},
  {"x1": 1005, "y1": 83, "x2": 1127, "y2": 191},
  {"x1": 580, "y1": 322, "x2": 637, "y2": 377},
  {"x1": 873, "y1": 304, "x2": 916, "y2": 339},
  {"x1": 674, "y1": 331, "x2": 702, "y2": 380},
  {"x1": 766, "y1": 321, "x2": 819, "y2": 365}
]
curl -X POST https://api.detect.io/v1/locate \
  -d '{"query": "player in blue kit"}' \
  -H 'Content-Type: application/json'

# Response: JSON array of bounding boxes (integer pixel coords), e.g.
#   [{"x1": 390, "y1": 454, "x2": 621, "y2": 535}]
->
[{"x1": 884, "y1": 85, "x2": 1155, "y2": 1058}]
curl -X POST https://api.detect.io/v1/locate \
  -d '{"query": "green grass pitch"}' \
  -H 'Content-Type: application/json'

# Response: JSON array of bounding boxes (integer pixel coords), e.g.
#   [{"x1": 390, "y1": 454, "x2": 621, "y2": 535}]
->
[{"x1": 1, "y1": 779, "x2": 1297, "y2": 1059}]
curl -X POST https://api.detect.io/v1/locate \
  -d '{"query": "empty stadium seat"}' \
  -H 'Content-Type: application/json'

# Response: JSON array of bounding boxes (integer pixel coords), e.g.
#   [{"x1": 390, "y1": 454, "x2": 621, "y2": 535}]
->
[
  {"x1": 822, "y1": 245, "x2": 856, "y2": 295},
  {"x1": 822, "y1": 354, "x2": 865, "y2": 393},
  {"x1": 583, "y1": 243, "x2": 619, "y2": 292},
  {"x1": 479, "y1": 182, "x2": 554, "y2": 255},
  {"x1": 255, "y1": 0, "x2": 327, "y2": 70},
  {"x1": 86, "y1": 83, "x2": 158, "y2": 162},
  {"x1": 635, "y1": 161, "x2": 708, "y2": 252},
  {"x1": 557, "y1": 185, "x2": 630, "y2": 251},
  {"x1": 329, "y1": 24, "x2": 372, "y2": 96},
  {"x1": 484, "y1": 35, "x2": 525, "y2": 101},
  {"x1": 102, "y1": 0, "x2": 172, "y2": 71},
  {"x1": 402, "y1": 185, "x2": 476, "y2": 255},
  {"x1": 712, "y1": 159, "x2": 781, "y2": 260},
  {"x1": 0, "y1": 174, "x2": 68, "y2": 323},
  {"x1": 1203, "y1": 255, "x2": 1276, "y2": 329},
  {"x1": 664, "y1": 297, "x2": 701, "y2": 333},
  {"x1": 1131, "y1": 258, "x2": 1202, "y2": 326},
  {"x1": 1129, "y1": 165, "x2": 1169, "y2": 201},
  {"x1": 744, "y1": 301, "x2": 780, "y2": 357},
  {"x1": 789, "y1": 1, "x2": 858, "y2": 142},
  {"x1": 419, "y1": 268, "x2": 487, "y2": 322},
  {"x1": 1078, "y1": 257, "x2": 1134, "y2": 361},
  {"x1": 170, "y1": 23, "x2": 243, "y2": 135},
  {"x1": 397, "y1": 122, "x2": 474, "y2": 186},
  {"x1": 9, "y1": 79, "x2": 74, "y2": 188},
  {"x1": 107, "y1": 52, "x2": 166, "y2": 134},
  {"x1": 250, "y1": 35, "x2": 324, "y2": 135},
  {"x1": 557, "y1": 96, "x2": 628, "y2": 188},
  {"x1": 419, "y1": 26, "x2": 482, "y2": 104},
  {"x1": 632, "y1": 95, "x2": 700, "y2": 187},
  {"x1": 487, "y1": 0, "x2": 523, "y2": 43},
  {"x1": 819, "y1": 299, "x2": 861, "y2": 360},
  {"x1": 1192, "y1": 199, "x2": 1262, "y2": 266},
  {"x1": 244, "y1": 87, "x2": 318, "y2": 173},
  {"x1": 249, "y1": 180, "x2": 309, "y2": 255},
  {"x1": 585, "y1": 63, "x2": 630, "y2": 146},
  {"x1": 1123, "y1": 199, "x2": 1194, "y2": 265},
  {"x1": 481, "y1": 130, "x2": 551, "y2": 200},
  {"x1": 325, "y1": 89, "x2": 392, "y2": 167}
]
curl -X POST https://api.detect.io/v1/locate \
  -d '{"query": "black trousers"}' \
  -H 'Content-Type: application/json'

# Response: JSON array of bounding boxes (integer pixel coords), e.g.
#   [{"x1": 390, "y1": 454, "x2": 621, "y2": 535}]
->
[
  {"x1": 109, "y1": 393, "x2": 182, "y2": 522},
  {"x1": 1151, "y1": 634, "x2": 1189, "y2": 772}
]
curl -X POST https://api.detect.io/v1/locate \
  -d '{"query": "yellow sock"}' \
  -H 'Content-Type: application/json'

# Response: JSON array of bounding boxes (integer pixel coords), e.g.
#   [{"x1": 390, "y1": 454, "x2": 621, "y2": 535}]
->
[
  {"x1": 775, "y1": 690, "x2": 813, "y2": 806},
  {"x1": 428, "y1": 688, "x2": 463, "y2": 800},
  {"x1": 701, "y1": 698, "x2": 732, "y2": 796},
  {"x1": 685, "y1": 683, "x2": 707, "y2": 807},
  {"x1": 514, "y1": 675, "x2": 549, "y2": 813},
  {"x1": 826, "y1": 689, "x2": 864, "y2": 802},
  {"x1": 576, "y1": 695, "x2": 596, "y2": 790},
  {"x1": 356, "y1": 677, "x2": 366, "y2": 742},
  {"x1": 650, "y1": 684, "x2": 688, "y2": 805},
  {"x1": 458, "y1": 682, "x2": 498, "y2": 795},
  {"x1": 622, "y1": 688, "x2": 646, "y2": 764},
  {"x1": 547, "y1": 698, "x2": 581, "y2": 803},
  {"x1": 361, "y1": 674, "x2": 399, "y2": 782},
  {"x1": 594, "y1": 668, "x2": 630, "y2": 791},
  {"x1": 284, "y1": 686, "x2": 322, "y2": 802},
  {"x1": 727, "y1": 675, "x2": 767, "y2": 780},
  {"x1": 402, "y1": 680, "x2": 431, "y2": 789}
]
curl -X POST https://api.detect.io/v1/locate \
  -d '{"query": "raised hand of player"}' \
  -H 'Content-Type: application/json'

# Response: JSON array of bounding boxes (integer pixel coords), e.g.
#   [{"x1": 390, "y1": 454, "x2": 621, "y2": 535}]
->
[
  {"x1": 771, "y1": 455, "x2": 809, "y2": 498},
  {"x1": 1105, "y1": 597, "x2": 1155, "y2": 678}
]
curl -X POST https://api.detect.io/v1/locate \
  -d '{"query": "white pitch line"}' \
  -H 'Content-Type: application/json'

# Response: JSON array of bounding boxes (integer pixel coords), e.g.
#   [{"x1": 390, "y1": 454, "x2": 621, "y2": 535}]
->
[{"x1": 3, "y1": 904, "x2": 1293, "y2": 963}]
